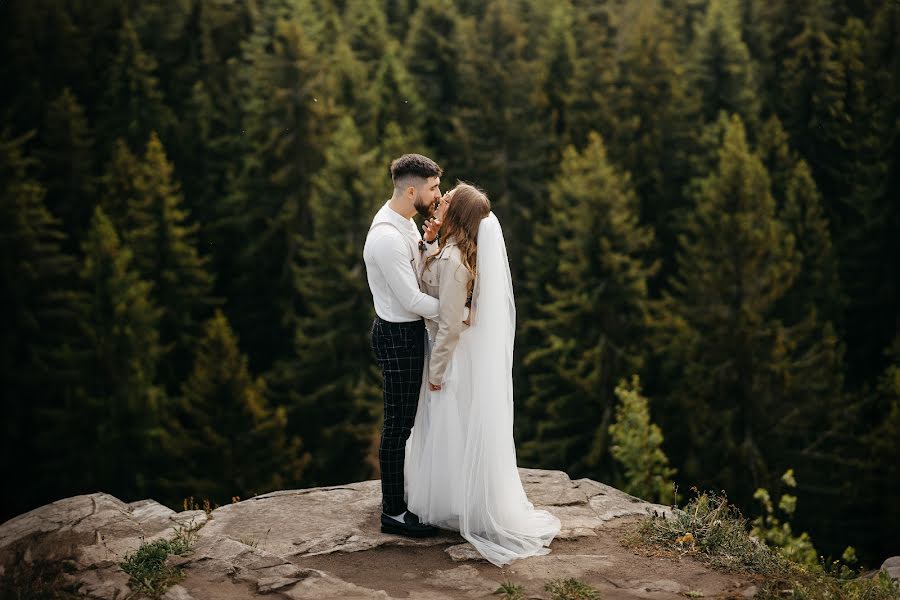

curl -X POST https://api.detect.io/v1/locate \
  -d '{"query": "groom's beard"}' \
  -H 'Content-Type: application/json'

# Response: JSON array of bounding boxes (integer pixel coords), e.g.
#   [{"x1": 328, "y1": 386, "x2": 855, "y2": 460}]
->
[{"x1": 414, "y1": 193, "x2": 435, "y2": 220}]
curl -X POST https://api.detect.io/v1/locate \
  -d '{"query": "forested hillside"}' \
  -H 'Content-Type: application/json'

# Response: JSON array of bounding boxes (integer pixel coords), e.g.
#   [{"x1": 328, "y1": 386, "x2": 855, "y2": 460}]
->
[{"x1": 1, "y1": 0, "x2": 897, "y2": 565}]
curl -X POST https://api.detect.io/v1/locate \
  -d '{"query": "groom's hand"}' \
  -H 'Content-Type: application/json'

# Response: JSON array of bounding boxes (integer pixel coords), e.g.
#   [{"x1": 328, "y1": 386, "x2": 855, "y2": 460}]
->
[
  {"x1": 430, "y1": 383, "x2": 442, "y2": 391},
  {"x1": 422, "y1": 218, "x2": 442, "y2": 243}
]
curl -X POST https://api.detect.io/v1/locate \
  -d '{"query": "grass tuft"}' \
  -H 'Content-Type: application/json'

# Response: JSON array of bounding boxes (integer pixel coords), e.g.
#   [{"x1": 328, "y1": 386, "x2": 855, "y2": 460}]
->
[
  {"x1": 119, "y1": 518, "x2": 203, "y2": 599},
  {"x1": 629, "y1": 489, "x2": 900, "y2": 600},
  {"x1": 631, "y1": 489, "x2": 784, "y2": 574},
  {"x1": 545, "y1": 578, "x2": 603, "y2": 600},
  {"x1": 495, "y1": 577, "x2": 526, "y2": 600}
]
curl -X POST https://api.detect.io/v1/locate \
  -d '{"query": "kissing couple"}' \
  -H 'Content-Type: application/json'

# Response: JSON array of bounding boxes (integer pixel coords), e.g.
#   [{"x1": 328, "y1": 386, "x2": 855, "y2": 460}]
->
[{"x1": 363, "y1": 154, "x2": 560, "y2": 566}]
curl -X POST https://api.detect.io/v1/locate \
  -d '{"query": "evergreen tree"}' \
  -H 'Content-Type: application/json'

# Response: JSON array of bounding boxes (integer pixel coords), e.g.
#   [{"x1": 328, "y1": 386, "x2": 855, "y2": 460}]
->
[
  {"x1": 271, "y1": 116, "x2": 383, "y2": 485},
  {"x1": 369, "y1": 44, "x2": 428, "y2": 146},
  {"x1": 448, "y1": 0, "x2": 552, "y2": 246},
  {"x1": 180, "y1": 77, "x2": 242, "y2": 250},
  {"x1": 127, "y1": 133, "x2": 218, "y2": 392},
  {"x1": 864, "y1": 336, "x2": 900, "y2": 558},
  {"x1": 383, "y1": 0, "x2": 416, "y2": 39},
  {"x1": 777, "y1": 4, "x2": 844, "y2": 207},
  {"x1": 737, "y1": 0, "x2": 775, "y2": 94},
  {"x1": 71, "y1": 207, "x2": 165, "y2": 499},
  {"x1": 609, "y1": 1, "x2": 696, "y2": 283},
  {"x1": 97, "y1": 19, "x2": 175, "y2": 155},
  {"x1": 99, "y1": 139, "x2": 143, "y2": 232},
  {"x1": 521, "y1": 132, "x2": 656, "y2": 477},
  {"x1": 0, "y1": 130, "x2": 86, "y2": 519},
  {"x1": 776, "y1": 0, "x2": 841, "y2": 151},
  {"x1": 828, "y1": 15, "x2": 897, "y2": 384},
  {"x1": 322, "y1": 37, "x2": 370, "y2": 128},
  {"x1": 536, "y1": 1, "x2": 577, "y2": 148},
  {"x1": 343, "y1": 0, "x2": 391, "y2": 67},
  {"x1": 403, "y1": 0, "x2": 463, "y2": 162},
  {"x1": 652, "y1": 115, "x2": 841, "y2": 504},
  {"x1": 778, "y1": 159, "x2": 842, "y2": 325},
  {"x1": 0, "y1": 0, "x2": 97, "y2": 133},
  {"x1": 34, "y1": 88, "x2": 96, "y2": 247},
  {"x1": 757, "y1": 115, "x2": 843, "y2": 326},
  {"x1": 688, "y1": 0, "x2": 760, "y2": 129},
  {"x1": 565, "y1": 0, "x2": 619, "y2": 150},
  {"x1": 161, "y1": 310, "x2": 309, "y2": 505},
  {"x1": 130, "y1": 0, "x2": 201, "y2": 119},
  {"x1": 608, "y1": 375, "x2": 676, "y2": 504},
  {"x1": 167, "y1": 0, "x2": 254, "y2": 234},
  {"x1": 223, "y1": 1, "x2": 335, "y2": 369},
  {"x1": 659, "y1": 0, "x2": 710, "y2": 50}
]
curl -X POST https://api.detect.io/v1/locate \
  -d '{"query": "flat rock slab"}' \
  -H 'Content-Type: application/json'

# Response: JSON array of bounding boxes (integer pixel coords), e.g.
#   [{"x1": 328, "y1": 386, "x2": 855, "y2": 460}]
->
[{"x1": 196, "y1": 480, "x2": 462, "y2": 560}]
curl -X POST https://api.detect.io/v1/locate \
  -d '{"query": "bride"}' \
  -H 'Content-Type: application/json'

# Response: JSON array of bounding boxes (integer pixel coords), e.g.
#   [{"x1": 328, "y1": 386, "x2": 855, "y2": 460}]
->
[{"x1": 405, "y1": 183, "x2": 560, "y2": 567}]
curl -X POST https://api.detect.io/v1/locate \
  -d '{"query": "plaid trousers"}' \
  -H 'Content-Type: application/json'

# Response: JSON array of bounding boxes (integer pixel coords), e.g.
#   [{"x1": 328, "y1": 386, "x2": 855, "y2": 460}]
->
[{"x1": 371, "y1": 316, "x2": 426, "y2": 516}]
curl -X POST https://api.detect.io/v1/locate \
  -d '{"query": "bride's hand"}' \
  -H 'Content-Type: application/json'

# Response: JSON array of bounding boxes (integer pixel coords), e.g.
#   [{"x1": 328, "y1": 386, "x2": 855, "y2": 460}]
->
[{"x1": 430, "y1": 383, "x2": 442, "y2": 391}]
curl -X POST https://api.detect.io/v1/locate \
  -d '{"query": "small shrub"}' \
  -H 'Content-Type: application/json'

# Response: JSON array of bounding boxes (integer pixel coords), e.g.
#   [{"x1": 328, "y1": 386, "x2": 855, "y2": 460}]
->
[
  {"x1": 632, "y1": 489, "x2": 900, "y2": 600},
  {"x1": 545, "y1": 578, "x2": 603, "y2": 600},
  {"x1": 495, "y1": 578, "x2": 525, "y2": 600},
  {"x1": 120, "y1": 518, "x2": 203, "y2": 599}
]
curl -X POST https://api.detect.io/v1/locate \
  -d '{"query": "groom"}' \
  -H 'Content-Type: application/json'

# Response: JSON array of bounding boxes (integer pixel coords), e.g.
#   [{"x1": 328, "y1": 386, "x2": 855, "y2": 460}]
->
[{"x1": 364, "y1": 154, "x2": 444, "y2": 537}]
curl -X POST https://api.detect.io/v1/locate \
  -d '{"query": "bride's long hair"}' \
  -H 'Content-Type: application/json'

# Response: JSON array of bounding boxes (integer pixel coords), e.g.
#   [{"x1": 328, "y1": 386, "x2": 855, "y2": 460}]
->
[{"x1": 425, "y1": 183, "x2": 491, "y2": 300}]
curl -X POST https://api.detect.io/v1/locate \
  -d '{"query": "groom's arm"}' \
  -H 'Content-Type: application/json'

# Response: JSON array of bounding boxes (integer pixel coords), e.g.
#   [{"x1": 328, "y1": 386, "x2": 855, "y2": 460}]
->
[{"x1": 370, "y1": 232, "x2": 439, "y2": 319}]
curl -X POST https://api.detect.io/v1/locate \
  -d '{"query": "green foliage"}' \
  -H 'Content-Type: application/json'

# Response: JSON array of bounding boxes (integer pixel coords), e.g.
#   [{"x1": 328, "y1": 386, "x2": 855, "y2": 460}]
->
[
  {"x1": 73, "y1": 207, "x2": 165, "y2": 498},
  {"x1": 272, "y1": 116, "x2": 383, "y2": 485},
  {"x1": 125, "y1": 133, "x2": 218, "y2": 390},
  {"x1": 223, "y1": 1, "x2": 336, "y2": 368},
  {"x1": 0, "y1": 126, "x2": 89, "y2": 531},
  {"x1": 761, "y1": 571, "x2": 900, "y2": 600},
  {"x1": 369, "y1": 45, "x2": 428, "y2": 145},
  {"x1": 160, "y1": 311, "x2": 309, "y2": 505},
  {"x1": 688, "y1": 0, "x2": 761, "y2": 128},
  {"x1": 34, "y1": 87, "x2": 96, "y2": 246},
  {"x1": 751, "y1": 470, "x2": 820, "y2": 568},
  {"x1": 635, "y1": 490, "x2": 791, "y2": 573},
  {"x1": 609, "y1": 0, "x2": 695, "y2": 251},
  {"x1": 634, "y1": 490, "x2": 900, "y2": 600},
  {"x1": 494, "y1": 579, "x2": 526, "y2": 600},
  {"x1": 608, "y1": 376, "x2": 676, "y2": 504},
  {"x1": 448, "y1": 0, "x2": 552, "y2": 235},
  {"x1": 120, "y1": 519, "x2": 202, "y2": 599},
  {"x1": 651, "y1": 114, "x2": 842, "y2": 506},
  {"x1": 523, "y1": 133, "x2": 656, "y2": 477},
  {"x1": 861, "y1": 340, "x2": 900, "y2": 550},
  {"x1": 403, "y1": 0, "x2": 463, "y2": 160},
  {"x1": 544, "y1": 578, "x2": 603, "y2": 600},
  {"x1": 97, "y1": 19, "x2": 175, "y2": 153},
  {"x1": 343, "y1": 0, "x2": 391, "y2": 66}
]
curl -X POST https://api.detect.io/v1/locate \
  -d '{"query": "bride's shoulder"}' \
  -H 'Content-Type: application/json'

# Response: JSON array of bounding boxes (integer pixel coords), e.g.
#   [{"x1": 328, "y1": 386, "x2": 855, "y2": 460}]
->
[{"x1": 437, "y1": 240, "x2": 463, "y2": 262}]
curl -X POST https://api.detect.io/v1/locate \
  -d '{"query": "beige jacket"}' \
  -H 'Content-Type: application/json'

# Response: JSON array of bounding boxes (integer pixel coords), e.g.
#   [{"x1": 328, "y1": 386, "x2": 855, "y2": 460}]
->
[{"x1": 421, "y1": 239, "x2": 471, "y2": 386}]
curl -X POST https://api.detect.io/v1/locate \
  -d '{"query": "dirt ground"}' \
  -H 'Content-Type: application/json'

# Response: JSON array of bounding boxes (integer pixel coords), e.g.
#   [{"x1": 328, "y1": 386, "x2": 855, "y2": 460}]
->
[{"x1": 181, "y1": 517, "x2": 759, "y2": 599}]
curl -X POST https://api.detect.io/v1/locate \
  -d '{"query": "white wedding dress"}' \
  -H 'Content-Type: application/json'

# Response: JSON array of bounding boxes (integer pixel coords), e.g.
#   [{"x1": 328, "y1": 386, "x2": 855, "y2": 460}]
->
[{"x1": 405, "y1": 212, "x2": 560, "y2": 567}]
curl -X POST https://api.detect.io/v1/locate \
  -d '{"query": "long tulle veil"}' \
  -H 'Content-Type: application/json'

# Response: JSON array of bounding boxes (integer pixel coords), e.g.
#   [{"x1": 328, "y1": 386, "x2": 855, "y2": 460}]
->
[{"x1": 406, "y1": 212, "x2": 560, "y2": 566}]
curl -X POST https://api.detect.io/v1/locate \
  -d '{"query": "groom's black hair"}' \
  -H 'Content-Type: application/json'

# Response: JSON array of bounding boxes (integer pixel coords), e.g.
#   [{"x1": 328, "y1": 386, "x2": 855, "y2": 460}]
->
[{"x1": 390, "y1": 154, "x2": 443, "y2": 185}]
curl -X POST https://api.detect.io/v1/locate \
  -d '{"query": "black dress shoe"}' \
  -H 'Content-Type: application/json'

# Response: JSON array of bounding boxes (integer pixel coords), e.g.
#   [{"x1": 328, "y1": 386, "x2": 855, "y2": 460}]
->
[{"x1": 380, "y1": 511, "x2": 438, "y2": 537}]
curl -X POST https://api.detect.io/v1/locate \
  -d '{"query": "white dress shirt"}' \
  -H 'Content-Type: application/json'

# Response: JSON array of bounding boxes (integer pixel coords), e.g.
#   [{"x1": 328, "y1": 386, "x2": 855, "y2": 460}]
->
[{"x1": 364, "y1": 201, "x2": 439, "y2": 322}]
